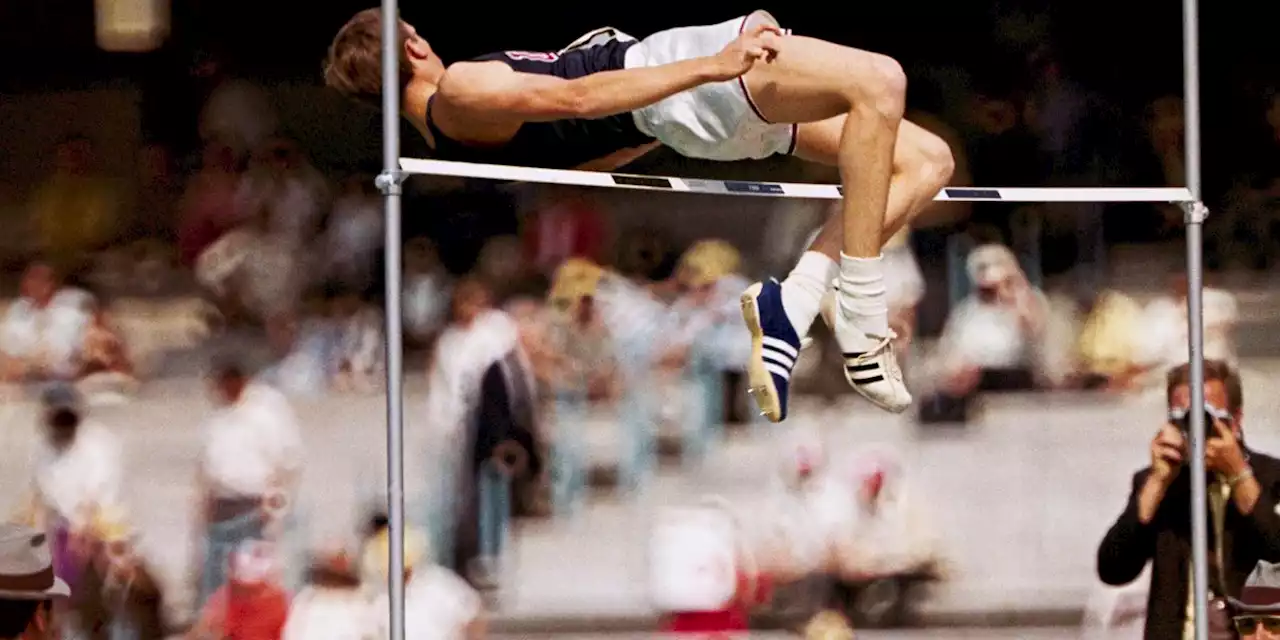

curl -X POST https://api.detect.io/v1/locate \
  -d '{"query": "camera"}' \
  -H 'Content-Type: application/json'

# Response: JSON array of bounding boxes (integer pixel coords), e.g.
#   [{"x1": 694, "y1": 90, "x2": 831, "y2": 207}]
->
[{"x1": 1169, "y1": 403, "x2": 1232, "y2": 440}]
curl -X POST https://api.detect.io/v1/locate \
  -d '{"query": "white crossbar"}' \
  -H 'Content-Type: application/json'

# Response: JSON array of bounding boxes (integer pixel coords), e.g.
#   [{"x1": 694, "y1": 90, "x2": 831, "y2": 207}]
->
[{"x1": 400, "y1": 158, "x2": 1196, "y2": 203}]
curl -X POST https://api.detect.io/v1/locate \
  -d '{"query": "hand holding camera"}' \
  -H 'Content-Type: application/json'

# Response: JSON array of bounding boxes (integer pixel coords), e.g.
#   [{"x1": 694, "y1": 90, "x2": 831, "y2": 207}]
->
[{"x1": 1152, "y1": 404, "x2": 1248, "y2": 483}]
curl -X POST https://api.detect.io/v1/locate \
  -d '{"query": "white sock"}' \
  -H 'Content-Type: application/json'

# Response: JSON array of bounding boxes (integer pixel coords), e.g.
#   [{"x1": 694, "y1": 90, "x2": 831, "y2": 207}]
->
[
  {"x1": 838, "y1": 253, "x2": 890, "y2": 337},
  {"x1": 780, "y1": 251, "x2": 838, "y2": 336}
]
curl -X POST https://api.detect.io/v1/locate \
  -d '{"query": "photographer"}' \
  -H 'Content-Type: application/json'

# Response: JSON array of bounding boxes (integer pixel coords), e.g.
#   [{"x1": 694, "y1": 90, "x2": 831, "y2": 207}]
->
[{"x1": 1097, "y1": 360, "x2": 1280, "y2": 639}]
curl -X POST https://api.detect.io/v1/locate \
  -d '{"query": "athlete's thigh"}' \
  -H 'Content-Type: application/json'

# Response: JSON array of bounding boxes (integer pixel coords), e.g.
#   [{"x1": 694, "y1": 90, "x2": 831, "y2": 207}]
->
[
  {"x1": 742, "y1": 34, "x2": 896, "y2": 124},
  {"x1": 792, "y1": 117, "x2": 940, "y2": 169}
]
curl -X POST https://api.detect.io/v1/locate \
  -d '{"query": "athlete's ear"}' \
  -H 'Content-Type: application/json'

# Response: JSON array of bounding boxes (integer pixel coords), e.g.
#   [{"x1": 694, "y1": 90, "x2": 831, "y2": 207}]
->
[{"x1": 404, "y1": 36, "x2": 431, "y2": 61}]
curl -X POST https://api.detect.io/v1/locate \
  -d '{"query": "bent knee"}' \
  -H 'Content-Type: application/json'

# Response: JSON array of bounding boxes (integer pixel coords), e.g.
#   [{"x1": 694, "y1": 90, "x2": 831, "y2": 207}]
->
[
  {"x1": 904, "y1": 130, "x2": 955, "y2": 188},
  {"x1": 845, "y1": 54, "x2": 907, "y2": 120}
]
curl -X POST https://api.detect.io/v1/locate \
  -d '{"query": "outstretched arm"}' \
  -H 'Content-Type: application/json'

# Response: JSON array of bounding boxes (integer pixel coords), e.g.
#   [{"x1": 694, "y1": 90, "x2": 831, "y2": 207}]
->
[{"x1": 438, "y1": 23, "x2": 782, "y2": 122}]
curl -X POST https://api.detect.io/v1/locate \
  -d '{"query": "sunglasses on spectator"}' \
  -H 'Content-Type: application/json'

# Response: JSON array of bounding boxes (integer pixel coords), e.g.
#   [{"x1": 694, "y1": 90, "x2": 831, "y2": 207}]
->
[{"x1": 1235, "y1": 615, "x2": 1280, "y2": 635}]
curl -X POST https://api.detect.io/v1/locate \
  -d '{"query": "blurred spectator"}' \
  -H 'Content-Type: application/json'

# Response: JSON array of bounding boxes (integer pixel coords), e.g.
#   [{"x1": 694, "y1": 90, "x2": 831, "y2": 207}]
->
[
  {"x1": 523, "y1": 188, "x2": 607, "y2": 279},
  {"x1": 236, "y1": 203, "x2": 306, "y2": 323},
  {"x1": 475, "y1": 235, "x2": 528, "y2": 301},
  {"x1": 179, "y1": 144, "x2": 247, "y2": 269},
  {"x1": 656, "y1": 500, "x2": 771, "y2": 636},
  {"x1": 241, "y1": 139, "x2": 330, "y2": 252},
  {"x1": 1097, "y1": 360, "x2": 1280, "y2": 639},
  {"x1": 27, "y1": 135, "x2": 123, "y2": 275},
  {"x1": 75, "y1": 295, "x2": 138, "y2": 399},
  {"x1": 881, "y1": 227, "x2": 926, "y2": 352},
  {"x1": 73, "y1": 507, "x2": 166, "y2": 640},
  {"x1": 196, "y1": 360, "x2": 304, "y2": 608},
  {"x1": 281, "y1": 550, "x2": 378, "y2": 640},
  {"x1": 1120, "y1": 275, "x2": 1239, "y2": 391},
  {"x1": 196, "y1": 55, "x2": 279, "y2": 162},
  {"x1": 1075, "y1": 290, "x2": 1147, "y2": 390},
  {"x1": 331, "y1": 291, "x2": 384, "y2": 394},
  {"x1": 921, "y1": 244, "x2": 1052, "y2": 420},
  {"x1": 403, "y1": 239, "x2": 450, "y2": 347},
  {"x1": 260, "y1": 310, "x2": 333, "y2": 397},
  {"x1": 543, "y1": 261, "x2": 619, "y2": 515},
  {"x1": 322, "y1": 175, "x2": 383, "y2": 295},
  {"x1": 422, "y1": 279, "x2": 519, "y2": 567},
  {"x1": 0, "y1": 263, "x2": 92, "y2": 384},
  {"x1": 666, "y1": 240, "x2": 750, "y2": 436},
  {"x1": 365, "y1": 523, "x2": 484, "y2": 640},
  {"x1": 16, "y1": 385, "x2": 123, "y2": 596},
  {"x1": 458, "y1": 314, "x2": 544, "y2": 588},
  {"x1": 192, "y1": 540, "x2": 290, "y2": 640}
]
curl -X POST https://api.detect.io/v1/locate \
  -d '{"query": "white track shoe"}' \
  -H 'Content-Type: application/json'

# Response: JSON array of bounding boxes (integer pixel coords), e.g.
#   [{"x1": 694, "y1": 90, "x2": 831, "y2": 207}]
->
[{"x1": 826, "y1": 289, "x2": 912, "y2": 413}]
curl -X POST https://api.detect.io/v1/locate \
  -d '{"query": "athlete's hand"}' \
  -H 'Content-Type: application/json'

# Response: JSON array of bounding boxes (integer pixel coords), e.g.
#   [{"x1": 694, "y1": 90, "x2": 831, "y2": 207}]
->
[{"x1": 711, "y1": 22, "x2": 783, "y2": 81}]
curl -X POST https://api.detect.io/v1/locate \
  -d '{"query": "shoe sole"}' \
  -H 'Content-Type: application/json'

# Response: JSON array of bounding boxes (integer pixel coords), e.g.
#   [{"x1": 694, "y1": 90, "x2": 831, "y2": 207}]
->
[{"x1": 740, "y1": 282, "x2": 784, "y2": 423}]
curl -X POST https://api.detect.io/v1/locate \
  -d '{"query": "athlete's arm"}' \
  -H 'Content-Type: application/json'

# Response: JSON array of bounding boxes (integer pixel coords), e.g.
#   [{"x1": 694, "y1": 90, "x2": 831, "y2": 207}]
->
[
  {"x1": 438, "y1": 23, "x2": 782, "y2": 122},
  {"x1": 437, "y1": 57, "x2": 721, "y2": 122}
]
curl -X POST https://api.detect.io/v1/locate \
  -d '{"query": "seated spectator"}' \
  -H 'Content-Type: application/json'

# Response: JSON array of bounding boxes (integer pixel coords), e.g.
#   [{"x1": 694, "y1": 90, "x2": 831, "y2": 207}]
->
[
  {"x1": 1075, "y1": 290, "x2": 1146, "y2": 391},
  {"x1": 1097, "y1": 361, "x2": 1280, "y2": 638},
  {"x1": 919, "y1": 244, "x2": 1051, "y2": 422},
  {"x1": 0, "y1": 263, "x2": 92, "y2": 384},
  {"x1": 75, "y1": 296, "x2": 138, "y2": 399},
  {"x1": 1098, "y1": 275, "x2": 1238, "y2": 394}
]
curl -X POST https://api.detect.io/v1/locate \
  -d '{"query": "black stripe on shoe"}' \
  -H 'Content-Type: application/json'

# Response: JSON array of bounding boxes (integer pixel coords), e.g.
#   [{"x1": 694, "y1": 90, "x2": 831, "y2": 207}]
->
[{"x1": 845, "y1": 358, "x2": 883, "y2": 386}]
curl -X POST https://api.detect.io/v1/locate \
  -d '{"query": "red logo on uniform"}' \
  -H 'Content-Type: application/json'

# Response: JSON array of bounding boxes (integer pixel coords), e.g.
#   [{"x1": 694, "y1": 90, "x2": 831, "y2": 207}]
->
[{"x1": 505, "y1": 51, "x2": 559, "y2": 62}]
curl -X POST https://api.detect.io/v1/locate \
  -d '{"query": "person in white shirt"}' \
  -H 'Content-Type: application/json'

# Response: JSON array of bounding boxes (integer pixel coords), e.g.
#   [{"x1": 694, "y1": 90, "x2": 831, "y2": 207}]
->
[
  {"x1": 283, "y1": 550, "x2": 380, "y2": 640},
  {"x1": 0, "y1": 263, "x2": 93, "y2": 384},
  {"x1": 19, "y1": 384, "x2": 123, "y2": 595},
  {"x1": 364, "y1": 523, "x2": 485, "y2": 640},
  {"x1": 422, "y1": 279, "x2": 520, "y2": 566},
  {"x1": 931, "y1": 243, "x2": 1051, "y2": 396},
  {"x1": 196, "y1": 359, "x2": 304, "y2": 608}
]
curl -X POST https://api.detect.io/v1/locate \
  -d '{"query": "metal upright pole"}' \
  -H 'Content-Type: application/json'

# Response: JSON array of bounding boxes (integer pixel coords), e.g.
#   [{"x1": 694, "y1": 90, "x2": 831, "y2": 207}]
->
[
  {"x1": 1181, "y1": 0, "x2": 1209, "y2": 637},
  {"x1": 376, "y1": 1, "x2": 406, "y2": 639}
]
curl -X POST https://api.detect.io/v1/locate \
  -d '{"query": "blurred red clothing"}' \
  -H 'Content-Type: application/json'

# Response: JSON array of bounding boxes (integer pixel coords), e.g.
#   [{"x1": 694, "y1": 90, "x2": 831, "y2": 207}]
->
[
  {"x1": 523, "y1": 200, "x2": 606, "y2": 275},
  {"x1": 198, "y1": 582, "x2": 290, "y2": 640},
  {"x1": 661, "y1": 571, "x2": 772, "y2": 636}
]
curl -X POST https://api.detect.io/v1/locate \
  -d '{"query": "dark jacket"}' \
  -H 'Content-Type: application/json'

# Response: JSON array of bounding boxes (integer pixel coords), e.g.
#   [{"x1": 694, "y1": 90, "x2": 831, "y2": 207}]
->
[
  {"x1": 452, "y1": 349, "x2": 543, "y2": 574},
  {"x1": 1096, "y1": 451, "x2": 1280, "y2": 639}
]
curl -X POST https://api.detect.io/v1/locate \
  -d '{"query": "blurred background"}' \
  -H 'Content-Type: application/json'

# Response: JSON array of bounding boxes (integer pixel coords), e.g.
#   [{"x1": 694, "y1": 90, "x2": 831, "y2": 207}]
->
[{"x1": 1, "y1": 0, "x2": 1279, "y2": 637}]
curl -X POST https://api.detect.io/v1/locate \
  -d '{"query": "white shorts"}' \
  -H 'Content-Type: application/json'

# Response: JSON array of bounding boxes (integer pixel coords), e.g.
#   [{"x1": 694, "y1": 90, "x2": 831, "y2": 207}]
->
[{"x1": 624, "y1": 11, "x2": 798, "y2": 161}]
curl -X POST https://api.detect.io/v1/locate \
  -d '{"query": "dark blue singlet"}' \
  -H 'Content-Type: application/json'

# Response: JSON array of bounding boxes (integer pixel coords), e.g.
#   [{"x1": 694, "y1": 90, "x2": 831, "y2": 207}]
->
[{"x1": 424, "y1": 34, "x2": 655, "y2": 169}]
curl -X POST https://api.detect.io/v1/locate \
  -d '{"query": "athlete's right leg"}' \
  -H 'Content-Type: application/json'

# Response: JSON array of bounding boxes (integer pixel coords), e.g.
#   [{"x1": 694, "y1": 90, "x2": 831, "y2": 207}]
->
[{"x1": 738, "y1": 33, "x2": 929, "y2": 420}]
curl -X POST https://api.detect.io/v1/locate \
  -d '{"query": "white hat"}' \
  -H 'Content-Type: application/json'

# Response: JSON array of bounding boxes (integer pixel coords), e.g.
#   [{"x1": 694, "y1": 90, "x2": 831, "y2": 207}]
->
[{"x1": 0, "y1": 524, "x2": 71, "y2": 600}]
